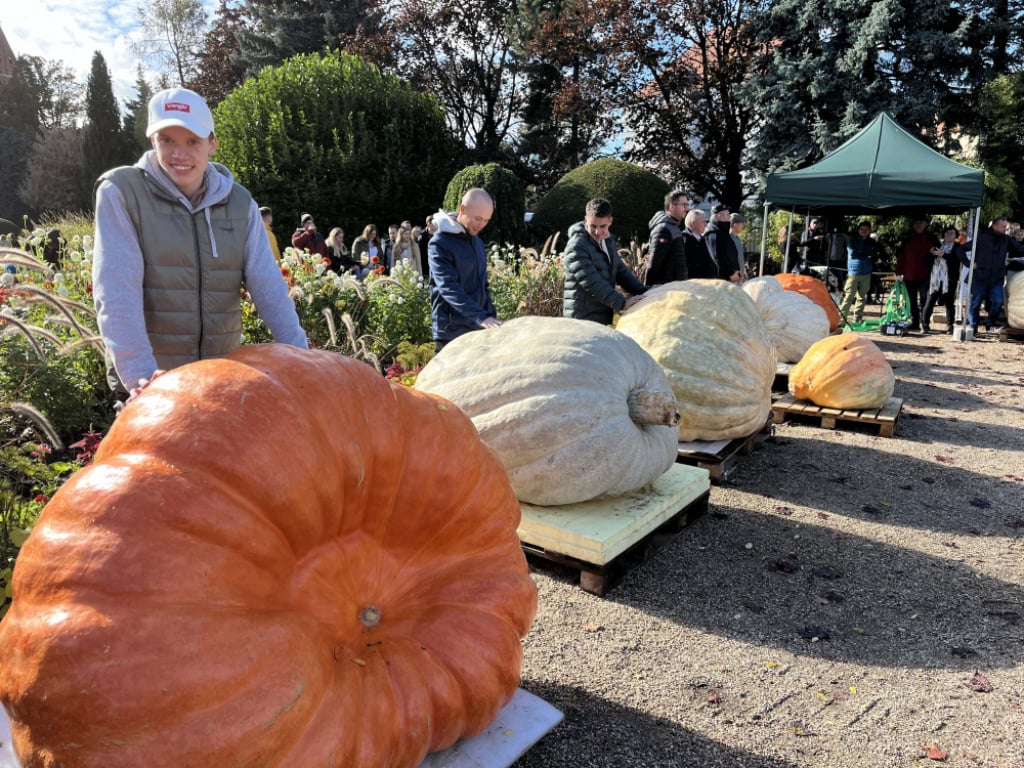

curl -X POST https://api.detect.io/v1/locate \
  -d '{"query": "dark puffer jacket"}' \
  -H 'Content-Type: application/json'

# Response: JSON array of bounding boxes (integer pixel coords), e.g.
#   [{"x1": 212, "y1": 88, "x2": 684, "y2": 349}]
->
[
  {"x1": 562, "y1": 221, "x2": 647, "y2": 325},
  {"x1": 646, "y1": 210, "x2": 687, "y2": 286}
]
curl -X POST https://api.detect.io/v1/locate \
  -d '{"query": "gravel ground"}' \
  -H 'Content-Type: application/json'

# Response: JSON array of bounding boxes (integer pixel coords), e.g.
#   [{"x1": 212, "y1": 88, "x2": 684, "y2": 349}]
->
[{"x1": 513, "y1": 325, "x2": 1024, "y2": 768}]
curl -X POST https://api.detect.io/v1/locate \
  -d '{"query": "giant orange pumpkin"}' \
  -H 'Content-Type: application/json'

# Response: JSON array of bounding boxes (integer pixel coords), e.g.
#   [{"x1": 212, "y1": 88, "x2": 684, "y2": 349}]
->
[
  {"x1": 0, "y1": 344, "x2": 537, "y2": 768},
  {"x1": 775, "y1": 273, "x2": 841, "y2": 331},
  {"x1": 788, "y1": 332, "x2": 895, "y2": 409}
]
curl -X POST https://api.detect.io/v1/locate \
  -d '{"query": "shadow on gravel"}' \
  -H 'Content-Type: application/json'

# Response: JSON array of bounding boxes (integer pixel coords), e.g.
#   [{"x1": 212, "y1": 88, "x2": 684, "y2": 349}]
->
[
  {"x1": 735, "y1": 435, "x2": 1024, "y2": 535},
  {"x1": 604, "y1": 505, "x2": 1024, "y2": 670},
  {"x1": 513, "y1": 681, "x2": 800, "y2": 768}
]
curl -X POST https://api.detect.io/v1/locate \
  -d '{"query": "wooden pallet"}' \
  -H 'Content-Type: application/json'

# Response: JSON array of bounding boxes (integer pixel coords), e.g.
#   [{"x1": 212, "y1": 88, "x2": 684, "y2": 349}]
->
[
  {"x1": 518, "y1": 464, "x2": 711, "y2": 597},
  {"x1": 998, "y1": 326, "x2": 1024, "y2": 344},
  {"x1": 771, "y1": 393, "x2": 903, "y2": 437},
  {"x1": 676, "y1": 418, "x2": 773, "y2": 484}
]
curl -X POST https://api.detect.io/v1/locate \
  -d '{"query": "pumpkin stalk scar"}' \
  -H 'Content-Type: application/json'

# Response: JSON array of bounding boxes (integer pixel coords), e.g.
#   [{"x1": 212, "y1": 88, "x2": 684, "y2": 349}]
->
[
  {"x1": 359, "y1": 605, "x2": 381, "y2": 627},
  {"x1": 260, "y1": 684, "x2": 304, "y2": 732},
  {"x1": 627, "y1": 389, "x2": 680, "y2": 427}
]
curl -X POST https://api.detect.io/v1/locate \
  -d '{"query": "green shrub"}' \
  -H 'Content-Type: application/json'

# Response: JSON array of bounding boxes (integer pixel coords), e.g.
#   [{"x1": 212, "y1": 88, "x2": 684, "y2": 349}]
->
[
  {"x1": 531, "y1": 158, "x2": 670, "y2": 244},
  {"x1": 488, "y1": 243, "x2": 564, "y2": 319},
  {"x1": 443, "y1": 163, "x2": 528, "y2": 245},
  {"x1": 213, "y1": 50, "x2": 462, "y2": 241}
]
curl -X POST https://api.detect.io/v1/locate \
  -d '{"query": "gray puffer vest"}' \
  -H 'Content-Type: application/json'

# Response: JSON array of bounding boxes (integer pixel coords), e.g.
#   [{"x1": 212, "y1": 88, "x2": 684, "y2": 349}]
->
[{"x1": 99, "y1": 166, "x2": 251, "y2": 379}]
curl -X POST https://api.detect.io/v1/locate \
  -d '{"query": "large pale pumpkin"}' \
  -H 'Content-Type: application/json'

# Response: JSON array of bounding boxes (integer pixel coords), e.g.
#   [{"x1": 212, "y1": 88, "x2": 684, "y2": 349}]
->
[
  {"x1": 414, "y1": 316, "x2": 679, "y2": 506},
  {"x1": 616, "y1": 279, "x2": 777, "y2": 442},
  {"x1": 775, "y1": 273, "x2": 841, "y2": 331},
  {"x1": 742, "y1": 276, "x2": 830, "y2": 363},
  {"x1": 788, "y1": 332, "x2": 895, "y2": 409},
  {"x1": 1007, "y1": 269, "x2": 1024, "y2": 329},
  {"x1": 0, "y1": 344, "x2": 537, "y2": 768}
]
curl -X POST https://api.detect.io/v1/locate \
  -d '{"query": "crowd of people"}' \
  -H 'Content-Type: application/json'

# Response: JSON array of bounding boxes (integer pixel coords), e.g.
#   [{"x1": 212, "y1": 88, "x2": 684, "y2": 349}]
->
[
  {"x1": 783, "y1": 215, "x2": 1024, "y2": 336},
  {"x1": 275, "y1": 211, "x2": 435, "y2": 281}
]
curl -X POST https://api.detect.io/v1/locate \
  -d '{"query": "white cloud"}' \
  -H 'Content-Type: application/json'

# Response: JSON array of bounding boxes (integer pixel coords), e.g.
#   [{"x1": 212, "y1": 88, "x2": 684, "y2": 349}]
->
[{"x1": 3, "y1": 0, "x2": 217, "y2": 107}]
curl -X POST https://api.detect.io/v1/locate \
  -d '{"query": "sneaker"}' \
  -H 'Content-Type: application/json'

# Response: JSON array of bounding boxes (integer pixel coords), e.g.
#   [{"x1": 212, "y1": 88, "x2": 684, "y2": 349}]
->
[
  {"x1": 945, "y1": 326, "x2": 954, "y2": 335},
  {"x1": 922, "y1": 325, "x2": 931, "y2": 333}
]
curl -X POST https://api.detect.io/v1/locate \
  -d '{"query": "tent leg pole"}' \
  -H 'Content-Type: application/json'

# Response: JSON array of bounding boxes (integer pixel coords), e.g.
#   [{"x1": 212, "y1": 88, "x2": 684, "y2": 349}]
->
[
  {"x1": 783, "y1": 209, "x2": 794, "y2": 272},
  {"x1": 759, "y1": 204, "x2": 769, "y2": 277},
  {"x1": 956, "y1": 208, "x2": 983, "y2": 342}
]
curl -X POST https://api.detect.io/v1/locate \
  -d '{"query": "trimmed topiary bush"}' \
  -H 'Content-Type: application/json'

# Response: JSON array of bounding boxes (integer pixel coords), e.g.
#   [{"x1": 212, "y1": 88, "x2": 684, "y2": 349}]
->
[
  {"x1": 443, "y1": 163, "x2": 528, "y2": 246},
  {"x1": 212, "y1": 50, "x2": 462, "y2": 240},
  {"x1": 531, "y1": 158, "x2": 669, "y2": 244}
]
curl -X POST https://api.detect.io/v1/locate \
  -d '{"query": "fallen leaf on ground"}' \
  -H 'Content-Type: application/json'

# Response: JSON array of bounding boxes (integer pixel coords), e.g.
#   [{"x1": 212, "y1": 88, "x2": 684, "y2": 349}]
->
[
  {"x1": 935, "y1": 455, "x2": 955, "y2": 463},
  {"x1": 966, "y1": 671, "x2": 993, "y2": 693},
  {"x1": 921, "y1": 743, "x2": 948, "y2": 761},
  {"x1": 774, "y1": 505, "x2": 793, "y2": 515}
]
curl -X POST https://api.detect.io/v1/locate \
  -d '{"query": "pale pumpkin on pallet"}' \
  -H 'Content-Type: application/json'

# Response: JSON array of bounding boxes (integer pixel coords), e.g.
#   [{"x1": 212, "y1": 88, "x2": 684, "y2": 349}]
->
[
  {"x1": 1006, "y1": 269, "x2": 1024, "y2": 329},
  {"x1": 415, "y1": 316, "x2": 680, "y2": 506},
  {"x1": 616, "y1": 279, "x2": 777, "y2": 442},
  {"x1": 0, "y1": 344, "x2": 537, "y2": 768},
  {"x1": 742, "y1": 276, "x2": 830, "y2": 363},
  {"x1": 788, "y1": 332, "x2": 895, "y2": 409},
  {"x1": 774, "y1": 272, "x2": 842, "y2": 331}
]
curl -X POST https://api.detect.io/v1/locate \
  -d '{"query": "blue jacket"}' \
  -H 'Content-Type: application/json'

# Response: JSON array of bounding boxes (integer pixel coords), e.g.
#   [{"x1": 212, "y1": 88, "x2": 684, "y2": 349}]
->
[
  {"x1": 427, "y1": 210, "x2": 496, "y2": 342},
  {"x1": 846, "y1": 232, "x2": 884, "y2": 276}
]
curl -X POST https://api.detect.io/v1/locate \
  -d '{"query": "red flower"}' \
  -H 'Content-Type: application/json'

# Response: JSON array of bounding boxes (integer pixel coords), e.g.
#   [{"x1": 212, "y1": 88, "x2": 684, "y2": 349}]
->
[{"x1": 33, "y1": 494, "x2": 49, "y2": 504}]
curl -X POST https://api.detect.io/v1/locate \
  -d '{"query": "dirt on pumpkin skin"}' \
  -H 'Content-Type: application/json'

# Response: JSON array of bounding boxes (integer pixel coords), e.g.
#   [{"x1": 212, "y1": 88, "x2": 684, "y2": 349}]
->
[{"x1": 514, "y1": 328, "x2": 1024, "y2": 768}]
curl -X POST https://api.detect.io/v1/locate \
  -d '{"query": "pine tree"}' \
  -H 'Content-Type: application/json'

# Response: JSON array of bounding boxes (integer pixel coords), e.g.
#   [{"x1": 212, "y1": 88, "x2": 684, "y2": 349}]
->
[
  {"x1": 82, "y1": 51, "x2": 132, "y2": 199},
  {"x1": 235, "y1": 0, "x2": 389, "y2": 75},
  {"x1": 189, "y1": 0, "x2": 247, "y2": 105},
  {"x1": 122, "y1": 66, "x2": 154, "y2": 156},
  {"x1": 745, "y1": 0, "x2": 992, "y2": 174}
]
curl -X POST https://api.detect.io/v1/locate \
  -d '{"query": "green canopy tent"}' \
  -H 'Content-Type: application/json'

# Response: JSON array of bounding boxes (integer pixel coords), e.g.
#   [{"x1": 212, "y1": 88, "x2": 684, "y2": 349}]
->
[{"x1": 758, "y1": 112, "x2": 985, "y2": 337}]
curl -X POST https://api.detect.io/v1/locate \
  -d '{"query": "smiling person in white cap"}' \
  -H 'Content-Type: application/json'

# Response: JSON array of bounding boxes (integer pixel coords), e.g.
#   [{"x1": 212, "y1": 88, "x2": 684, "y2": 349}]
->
[{"x1": 92, "y1": 87, "x2": 308, "y2": 400}]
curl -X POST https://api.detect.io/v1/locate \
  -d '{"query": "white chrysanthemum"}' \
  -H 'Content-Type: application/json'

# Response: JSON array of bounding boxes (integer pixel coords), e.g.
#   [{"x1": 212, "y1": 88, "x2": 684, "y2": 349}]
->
[
  {"x1": 82, "y1": 235, "x2": 93, "y2": 249},
  {"x1": 0, "y1": 273, "x2": 15, "y2": 287}
]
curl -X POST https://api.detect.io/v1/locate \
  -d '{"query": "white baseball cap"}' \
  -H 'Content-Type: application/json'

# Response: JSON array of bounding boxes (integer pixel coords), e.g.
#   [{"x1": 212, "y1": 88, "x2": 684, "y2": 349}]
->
[{"x1": 146, "y1": 88, "x2": 215, "y2": 139}]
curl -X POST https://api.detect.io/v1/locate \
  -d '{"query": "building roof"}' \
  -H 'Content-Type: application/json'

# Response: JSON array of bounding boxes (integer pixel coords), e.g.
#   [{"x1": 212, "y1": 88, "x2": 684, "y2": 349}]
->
[{"x1": 0, "y1": 22, "x2": 16, "y2": 80}]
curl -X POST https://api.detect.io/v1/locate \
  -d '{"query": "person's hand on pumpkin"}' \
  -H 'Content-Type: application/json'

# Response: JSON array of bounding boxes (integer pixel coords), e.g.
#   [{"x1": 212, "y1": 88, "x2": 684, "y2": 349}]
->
[
  {"x1": 623, "y1": 294, "x2": 645, "y2": 311},
  {"x1": 128, "y1": 369, "x2": 167, "y2": 404},
  {"x1": 480, "y1": 317, "x2": 502, "y2": 329}
]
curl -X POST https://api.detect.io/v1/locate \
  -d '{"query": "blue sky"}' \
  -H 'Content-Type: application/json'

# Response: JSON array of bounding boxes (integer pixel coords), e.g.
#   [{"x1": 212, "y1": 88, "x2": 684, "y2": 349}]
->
[{"x1": 3, "y1": 0, "x2": 217, "y2": 106}]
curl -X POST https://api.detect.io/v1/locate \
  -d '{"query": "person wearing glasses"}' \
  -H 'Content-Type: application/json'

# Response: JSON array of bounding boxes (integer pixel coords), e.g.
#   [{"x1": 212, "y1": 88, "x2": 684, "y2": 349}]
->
[{"x1": 645, "y1": 189, "x2": 690, "y2": 286}]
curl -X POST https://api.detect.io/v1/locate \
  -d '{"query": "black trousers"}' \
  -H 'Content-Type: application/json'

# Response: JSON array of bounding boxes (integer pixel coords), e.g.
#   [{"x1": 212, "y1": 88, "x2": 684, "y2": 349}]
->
[
  {"x1": 922, "y1": 289, "x2": 955, "y2": 330},
  {"x1": 904, "y1": 279, "x2": 928, "y2": 327}
]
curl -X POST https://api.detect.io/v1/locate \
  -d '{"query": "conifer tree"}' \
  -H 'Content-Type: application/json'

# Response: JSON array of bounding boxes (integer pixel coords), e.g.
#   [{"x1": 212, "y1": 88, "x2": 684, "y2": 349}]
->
[{"x1": 82, "y1": 51, "x2": 132, "y2": 202}]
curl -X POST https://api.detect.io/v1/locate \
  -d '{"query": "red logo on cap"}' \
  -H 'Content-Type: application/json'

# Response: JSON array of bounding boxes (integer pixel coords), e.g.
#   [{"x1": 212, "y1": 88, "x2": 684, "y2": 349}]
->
[{"x1": 165, "y1": 102, "x2": 191, "y2": 113}]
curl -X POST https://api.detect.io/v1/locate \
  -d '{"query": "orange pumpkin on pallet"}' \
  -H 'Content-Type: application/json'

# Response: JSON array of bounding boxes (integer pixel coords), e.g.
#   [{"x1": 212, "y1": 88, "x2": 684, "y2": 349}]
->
[
  {"x1": 0, "y1": 344, "x2": 537, "y2": 768},
  {"x1": 788, "y1": 333, "x2": 895, "y2": 409},
  {"x1": 775, "y1": 273, "x2": 841, "y2": 331}
]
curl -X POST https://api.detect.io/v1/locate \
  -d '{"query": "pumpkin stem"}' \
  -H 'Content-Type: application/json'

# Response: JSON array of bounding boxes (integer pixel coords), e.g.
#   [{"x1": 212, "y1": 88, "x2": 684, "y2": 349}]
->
[
  {"x1": 359, "y1": 605, "x2": 381, "y2": 627},
  {"x1": 627, "y1": 390, "x2": 680, "y2": 427}
]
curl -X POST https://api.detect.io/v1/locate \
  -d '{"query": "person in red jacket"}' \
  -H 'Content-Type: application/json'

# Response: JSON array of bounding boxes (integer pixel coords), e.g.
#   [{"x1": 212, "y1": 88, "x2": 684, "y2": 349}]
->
[
  {"x1": 290, "y1": 213, "x2": 328, "y2": 260},
  {"x1": 896, "y1": 217, "x2": 939, "y2": 332}
]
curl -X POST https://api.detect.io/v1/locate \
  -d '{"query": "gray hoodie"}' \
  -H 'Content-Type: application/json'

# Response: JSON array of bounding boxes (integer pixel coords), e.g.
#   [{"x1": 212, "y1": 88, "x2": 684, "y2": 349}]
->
[{"x1": 93, "y1": 151, "x2": 307, "y2": 389}]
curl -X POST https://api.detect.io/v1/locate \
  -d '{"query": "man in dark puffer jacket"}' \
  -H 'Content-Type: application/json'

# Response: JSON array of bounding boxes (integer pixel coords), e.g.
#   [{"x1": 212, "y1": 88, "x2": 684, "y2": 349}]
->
[
  {"x1": 645, "y1": 189, "x2": 689, "y2": 286},
  {"x1": 563, "y1": 198, "x2": 648, "y2": 325}
]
